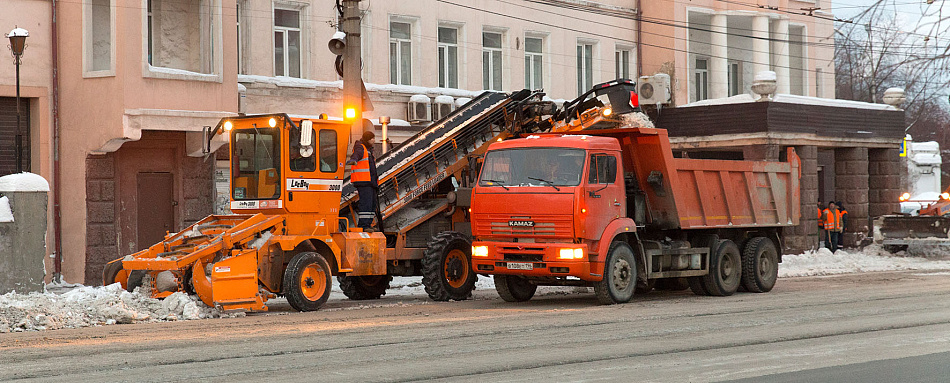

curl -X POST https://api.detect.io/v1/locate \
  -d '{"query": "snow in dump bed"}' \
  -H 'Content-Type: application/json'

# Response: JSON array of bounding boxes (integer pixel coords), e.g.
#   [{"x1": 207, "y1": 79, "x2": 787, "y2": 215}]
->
[
  {"x1": 0, "y1": 172, "x2": 50, "y2": 192},
  {"x1": 0, "y1": 196, "x2": 12, "y2": 223},
  {"x1": 0, "y1": 284, "x2": 242, "y2": 333}
]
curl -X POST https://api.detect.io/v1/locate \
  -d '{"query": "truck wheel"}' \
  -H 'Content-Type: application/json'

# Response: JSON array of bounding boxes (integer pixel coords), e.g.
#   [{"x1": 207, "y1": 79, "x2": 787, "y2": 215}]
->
[
  {"x1": 494, "y1": 275, "x2": 537, "y2": 302},
  {"x1": 594, "y1": 242, "x2": 637, "y2": 304},
  {"x1": 702, "y1": 239, "x2": 742, "y2": 296},
  {"x1": 283, "y1": 252, "x2": 332, "y2": 312},
  {"x1": 688, "y1": 235, "x2": 718, "y2": 296},
  {"x1": 422, "y1": 232, "x2": 476, "y2": 301},
  {"x1": 338, "y1": 275, "x2": 392, "y2": 300},
  {"x1": 741, "y1": 237, "x2": 779, "y2": 293}
]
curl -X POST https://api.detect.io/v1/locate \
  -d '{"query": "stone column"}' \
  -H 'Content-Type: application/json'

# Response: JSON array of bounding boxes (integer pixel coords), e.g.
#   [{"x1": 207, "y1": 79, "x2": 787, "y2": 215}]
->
[
  {"x1": 710, "y1": 13, "x2": 729, "y2": 99},
  {"x1": 772, "y1": 18, "x2": 790, "y2": 94},
  {"x1": 784, "y1": 146, "x2": 819, "y2": 253},
  {"x1": 834, "y1": 148, "x2": 870, "y2": 247},
  {"x1": 868, "y1": 148, "x2": 902, "y2": 217},
  {"x1": 752, "y1": 15, "x2": 771, "y2": 75},
  {"x1": 0, "y1": 175, "x2": 49, "y2": 294}
]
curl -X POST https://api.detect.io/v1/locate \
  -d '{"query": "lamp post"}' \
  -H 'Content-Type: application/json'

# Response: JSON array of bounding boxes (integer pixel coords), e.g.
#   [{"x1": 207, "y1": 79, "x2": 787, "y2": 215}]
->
[{"x1": 6, "y1": 26, "x2": 28, "y2": 173}]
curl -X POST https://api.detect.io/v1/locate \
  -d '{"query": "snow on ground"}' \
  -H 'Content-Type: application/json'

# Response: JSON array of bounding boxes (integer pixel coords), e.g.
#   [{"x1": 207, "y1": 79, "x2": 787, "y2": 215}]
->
[
  {"x1": 0, "y1": 196, "x2": 13, "y2": 223},
  {"x1": 778, "y1": 244, "x2": 950, "y2": 278}
]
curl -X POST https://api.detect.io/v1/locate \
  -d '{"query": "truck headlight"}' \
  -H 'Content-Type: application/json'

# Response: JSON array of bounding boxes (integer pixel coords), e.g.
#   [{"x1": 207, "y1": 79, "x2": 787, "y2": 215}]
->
[
  {"x1": 558, "y1": 248, "x2": 583, "y2": 259},
  {"x1": 472, "y1": 246, "x2": 489, "y2": 257}
]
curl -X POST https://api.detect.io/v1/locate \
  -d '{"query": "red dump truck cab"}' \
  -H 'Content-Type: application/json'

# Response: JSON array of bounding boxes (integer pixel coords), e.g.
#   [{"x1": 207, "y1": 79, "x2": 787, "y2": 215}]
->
[{"x1": 471, "y1": 127, "x2": 800, "y2": 304}]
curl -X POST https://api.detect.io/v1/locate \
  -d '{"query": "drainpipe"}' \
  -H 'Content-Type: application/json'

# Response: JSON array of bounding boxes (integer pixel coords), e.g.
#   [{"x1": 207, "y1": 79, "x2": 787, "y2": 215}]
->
[
  {"x1": 636, "y1": 0, "x2": 643, "y2": 79},
  {"x1": 51, "y1": 0, "x2": 63, "y2": 282}
]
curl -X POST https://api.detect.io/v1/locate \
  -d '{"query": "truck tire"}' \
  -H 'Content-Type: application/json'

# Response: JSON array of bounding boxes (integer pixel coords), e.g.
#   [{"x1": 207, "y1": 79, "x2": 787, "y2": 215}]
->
[
  {"x1": 422, "y1": 232, "x2": 477, "y2": 301},
  {"x1": 741, "y1": 237, "x2": 779, "y2": 293},
  {"x1": 688, "y1": 235, "x2": 718, "y2": 296},
  {"x1": 594, "y1": 241, "x2": 637, "y2": 304},
  {"x1": 283, "y1": 252, "x2": 332, "y2": 312},
  {"x1": 702, "y1": 239, "x2": 742, "y2": 296},
  {"x1": 338, "y1": 275, "x2": 392, "y2": 300},
  {"x1": 494, "y1": 275, "x2": 537, "y2": 302}
]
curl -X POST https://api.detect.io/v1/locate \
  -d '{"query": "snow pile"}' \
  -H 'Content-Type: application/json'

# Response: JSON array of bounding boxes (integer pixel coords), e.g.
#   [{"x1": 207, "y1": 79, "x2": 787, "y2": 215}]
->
[
  {"x1": 779, "y1": 245, "x2": 950, "y2": 278},
  {"x1": 621, "y1": 112, "x2": 655, "y2": 129},
  {"x1": 0, "y1": 196, "x2": 12, "y2": 223},
  {"x1": 0, "y1": 284, "x2": 238, "y2": 333},
  {"x1": 0, "y1": 172, "x2": 50, "y2": 192}
]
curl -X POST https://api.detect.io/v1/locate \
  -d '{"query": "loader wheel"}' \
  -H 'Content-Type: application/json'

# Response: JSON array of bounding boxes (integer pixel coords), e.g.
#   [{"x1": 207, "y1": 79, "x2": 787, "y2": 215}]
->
[
  {"x1": 422, "y1": 232, "x2": 476, "y2": 301},
  {"x1": 102, "y1": 259, "x2": 125, "y2": 288},
  {"x1": 688, "y1": 235, "x2": 718, "y2": 296},
  {"x1": 338, "y1": 275, "x2": 392, "y2": 300},
  {"x1": 594, "y1": 241, "x2": 637, "y2": 304},
  {"x1": 494, "y1": 275, "x2": 537, "y2": 302},
  {"x1": 126, "y1": 270, "x2": 147, "y2": 293},
  {"x1": 741, "y1": 237, "x2": 779, "y2": 293},
  {"x1": 702, "y1": 239, "x2": 742, "y2": 296},
  {"x1": 283, "y1": 252, "x2": 332, "y2": 312}
]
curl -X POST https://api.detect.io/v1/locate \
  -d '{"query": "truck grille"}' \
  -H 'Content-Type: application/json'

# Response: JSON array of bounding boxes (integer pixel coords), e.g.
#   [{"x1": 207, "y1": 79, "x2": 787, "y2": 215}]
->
[{"x1": 474, "y1": 214, "x2": 573, "y2": 237}]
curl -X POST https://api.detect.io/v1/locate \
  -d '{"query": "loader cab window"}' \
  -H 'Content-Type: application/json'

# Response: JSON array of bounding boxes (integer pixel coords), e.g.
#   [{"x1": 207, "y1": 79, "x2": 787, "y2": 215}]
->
[
  {"x1": 290, "y1": 124, "x2": 316, "y2": 172},
  {"x1": 232, "y1": 128, "x2": 281, "y2": 200},
  {"x1": 588, "y1": 154, "x2": 617, "y2": 184},
  {"x1": 479, "y1": 148, "x2": 585, "y2": 187},
  {"x1": 319, "y1": 129, "x2": 338, "y2": 173}
]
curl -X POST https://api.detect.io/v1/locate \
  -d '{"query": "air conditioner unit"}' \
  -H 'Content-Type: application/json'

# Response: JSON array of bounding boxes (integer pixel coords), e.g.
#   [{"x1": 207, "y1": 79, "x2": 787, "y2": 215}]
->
[
  {"x1": 637, "y1": 74, "x2": 671, "y2": 105},
  {"x1": 408, "y1": 95, "x2": 432, "y2": 123},
  {"x1": 433, "y1": 95, "x2": 455, "y2": 121}
]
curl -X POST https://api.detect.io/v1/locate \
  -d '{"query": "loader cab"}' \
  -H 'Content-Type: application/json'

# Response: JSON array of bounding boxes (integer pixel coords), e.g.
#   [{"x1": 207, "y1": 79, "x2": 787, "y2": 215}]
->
[{"x1": 219, "y1": 114, "x2": 350, "y2": 230}]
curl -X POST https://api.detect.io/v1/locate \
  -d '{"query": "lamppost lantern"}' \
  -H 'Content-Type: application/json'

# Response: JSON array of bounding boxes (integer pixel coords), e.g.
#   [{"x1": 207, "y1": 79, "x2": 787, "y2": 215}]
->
[{"x1": 6, "y1": 26, "x2": 28, "y2": 60}]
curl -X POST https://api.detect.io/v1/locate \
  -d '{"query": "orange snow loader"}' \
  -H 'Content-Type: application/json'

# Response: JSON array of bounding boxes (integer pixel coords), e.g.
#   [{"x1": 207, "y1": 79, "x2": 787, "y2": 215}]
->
[{"x1": 102, "y1": 115, "x2": 386, "y2": 312}]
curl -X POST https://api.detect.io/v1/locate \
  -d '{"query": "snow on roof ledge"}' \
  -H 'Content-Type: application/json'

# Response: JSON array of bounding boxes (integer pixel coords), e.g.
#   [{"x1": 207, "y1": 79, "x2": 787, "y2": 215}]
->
[
  {"x1": 0, "y1": 172, "x2": 50, "y2": 192},
  {"x1": 681, "y1": 93, "x2": 900, "y2": 111}
]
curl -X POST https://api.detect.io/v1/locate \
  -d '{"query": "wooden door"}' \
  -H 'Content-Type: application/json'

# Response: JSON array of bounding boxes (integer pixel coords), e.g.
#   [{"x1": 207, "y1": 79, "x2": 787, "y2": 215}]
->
[{"x1": 136, "y1": 172, "x2": 175, "y2": 251}]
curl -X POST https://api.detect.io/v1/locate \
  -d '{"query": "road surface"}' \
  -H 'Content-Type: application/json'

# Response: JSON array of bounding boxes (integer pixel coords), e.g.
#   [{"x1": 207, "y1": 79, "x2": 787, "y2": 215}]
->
[{"x1": 3, "y1": 270, "x2": 950, "y2": 382}]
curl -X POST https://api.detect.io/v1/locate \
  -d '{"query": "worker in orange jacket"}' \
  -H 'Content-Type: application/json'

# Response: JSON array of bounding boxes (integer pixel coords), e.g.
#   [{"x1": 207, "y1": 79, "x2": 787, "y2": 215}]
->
[
  {"x1": 347, "y1": 131, "x2": 378, "y2": 230},
  {"x1": 836, "y1": 201, "x2": 849, "y2": 250},
  {"x1": 817, "y1": 202, "x2": 825, "y2": 247},
  {"x1": 821, "y1": 201, "x2": 843, "y2": 253}
]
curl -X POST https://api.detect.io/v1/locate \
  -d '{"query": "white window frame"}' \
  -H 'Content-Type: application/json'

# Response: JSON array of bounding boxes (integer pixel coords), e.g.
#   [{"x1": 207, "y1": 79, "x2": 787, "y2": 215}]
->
[
  {"x1": 727, "y1": 60, "x2": 741, "y2": 96},
  {"x1": 615, "y1": 45, "x2": 633, "y2": 80},
  {"x1": 141, "y1": 0, "x2": 223, "y2": 82},
  {"x1": 524, "y1": 34, "x2": 545, "y2": 90},
  {"x1": 390, "y1": 18, "x2": 414, "y2": 85},
  {"x1": 482, "y1": 28, "x2": 506, "y2": 91},
  {"x1": 694, "y1": 57, "x2": 709, "y2": 102},
  {"x1": 237, "y1": 0, "x2": 248, "y2": 75},
  {"x1": 83, "y1": 0, "x2": 116, "y2": 77},
  {"x1": 438, "y1": 24, "x2": 461, "y2": 89},
  {"x1": 576, "y1": 39, "x2": 596, "y2": 96},
  {"x1": 273, "y1": 5, "x2": 303, "y2": 78}
]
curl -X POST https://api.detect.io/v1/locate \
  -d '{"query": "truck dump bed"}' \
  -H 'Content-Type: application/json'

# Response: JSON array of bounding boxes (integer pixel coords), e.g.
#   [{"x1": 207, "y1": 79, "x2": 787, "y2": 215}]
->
[{"x1": 594, "y1": 127, "x2": 800, "y2": 230}]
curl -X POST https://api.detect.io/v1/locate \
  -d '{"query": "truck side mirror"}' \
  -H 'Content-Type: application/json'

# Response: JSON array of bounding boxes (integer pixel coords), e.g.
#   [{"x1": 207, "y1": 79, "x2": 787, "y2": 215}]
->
[{"x1": 300, "y1": 120, "x2": 315, "y2": 157}]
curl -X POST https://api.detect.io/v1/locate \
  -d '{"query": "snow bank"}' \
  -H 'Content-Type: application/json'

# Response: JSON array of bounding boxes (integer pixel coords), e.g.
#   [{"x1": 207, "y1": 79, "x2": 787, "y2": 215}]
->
[
  {"x1": 0, "y1": 284, "x2": 240, "y2": 333},
  {"x1": 0, "y1": 196, "x2": 12, "y2": 223},
  {"x1": 779, "y1": 245, "x2": 950, "y2": 278},
  {"x1": 0, "y1": 172, "x2": 50, "y2": 192}
]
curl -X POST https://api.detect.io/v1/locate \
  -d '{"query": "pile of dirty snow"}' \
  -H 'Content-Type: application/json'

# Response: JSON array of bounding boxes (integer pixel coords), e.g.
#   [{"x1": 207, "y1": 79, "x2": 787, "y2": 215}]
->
[
  {"x1": 0, "y1": 284, "x2": 239, "y2": 333},
  {"x1": 779, "y1": 245, "x2": 950, "y2": 278}
]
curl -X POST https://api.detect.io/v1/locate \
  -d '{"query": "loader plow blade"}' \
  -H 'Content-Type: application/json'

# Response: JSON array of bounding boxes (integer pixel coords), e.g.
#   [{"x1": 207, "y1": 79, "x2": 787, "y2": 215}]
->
[{"x1": 874, "y1": 215, "x2": 950, "y2": 251}]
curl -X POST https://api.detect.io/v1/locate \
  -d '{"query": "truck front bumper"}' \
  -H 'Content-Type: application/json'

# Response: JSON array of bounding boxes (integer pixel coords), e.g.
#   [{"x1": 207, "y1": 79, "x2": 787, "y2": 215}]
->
[{"x1": 471, "y1": 241, "x2": 601, "y2": 281}]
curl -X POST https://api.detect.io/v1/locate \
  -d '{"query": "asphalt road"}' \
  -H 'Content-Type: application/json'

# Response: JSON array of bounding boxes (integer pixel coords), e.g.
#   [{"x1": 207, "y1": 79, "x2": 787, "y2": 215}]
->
[{"x1": 3, "y1": 270, "x2": 950, "y2": 382}]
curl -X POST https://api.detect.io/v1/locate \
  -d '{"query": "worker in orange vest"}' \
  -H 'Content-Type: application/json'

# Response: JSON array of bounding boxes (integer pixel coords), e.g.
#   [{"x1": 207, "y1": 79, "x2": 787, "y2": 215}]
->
[
  {"x1": 836, "y1": 201, "x2": 849, "y2": 250},
  {"x1": 821, "y1": 201, "x2": 842, "y2": 253},
  {"x1": 817, "y1": 202, "x2": 824, "y2": 247},
  {"x1": 347, "y1": 131, "x2": 378, "y2": 230}
]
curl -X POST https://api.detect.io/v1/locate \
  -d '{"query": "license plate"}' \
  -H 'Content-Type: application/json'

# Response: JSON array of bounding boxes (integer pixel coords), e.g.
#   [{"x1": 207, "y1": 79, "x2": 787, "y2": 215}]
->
[{"x1": 507, "y1": 262, "x2": 533, "y2": 270}]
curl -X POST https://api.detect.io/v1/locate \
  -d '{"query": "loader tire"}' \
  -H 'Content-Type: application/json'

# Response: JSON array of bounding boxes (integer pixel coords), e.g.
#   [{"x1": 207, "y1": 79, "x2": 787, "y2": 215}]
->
[
  {"x1": 741, "y1": 237, "x2": 779, "y2": 293},
  {"x1": 594, "y1": 241, "x2": 637, "y2": 304},
  {"x1": 702, "y1": 239, "x2": 742, "y2": 296},
  {"x1": 126, "y1": 270, "x2": 147, "y2": 293},
  {"x1": 283, "y1": 252, "x2": 332, "y2": 312},
  {"x1": 688, "y1": 235, "x2": 718, "y2": 296},
  {"x1": 102, "y1": 259, "x2": 124, "y2": 287},
  {"x1": 338, "y1": 275, "x2": 392, "y2": 300},
  {"x1": 422, "y1": 232, "x2": 476, "y2": 301},
  {"x1": 494, "y1": 275, "x2": 537, "y2": 302}
]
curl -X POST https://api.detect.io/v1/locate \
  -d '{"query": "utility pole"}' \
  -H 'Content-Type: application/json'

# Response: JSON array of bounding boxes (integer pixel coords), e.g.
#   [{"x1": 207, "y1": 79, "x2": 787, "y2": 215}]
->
[{"x1": 341, "y1": 0, "x2": 363, "y2": 145}]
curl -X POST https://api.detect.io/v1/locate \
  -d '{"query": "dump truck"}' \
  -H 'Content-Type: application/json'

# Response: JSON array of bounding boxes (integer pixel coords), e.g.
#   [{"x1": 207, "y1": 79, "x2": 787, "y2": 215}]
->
[
  {"x1": 469, "y1": 126, "x2": 801, "y2": 304},
  {"x1": 102, "y1": 88, "x2": 557, "y2": 311}
]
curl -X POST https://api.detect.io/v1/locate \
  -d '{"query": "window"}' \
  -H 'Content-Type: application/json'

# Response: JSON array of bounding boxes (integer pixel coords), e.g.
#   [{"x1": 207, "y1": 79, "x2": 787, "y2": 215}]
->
[
  {"x1": 728, "y1": 61, "x2": 741, "y2": 96},
  {"x1": 237, "y1": 0, "x2": 246, "y2": 74},
  {"x1": 694, "y1": 58, "x2": 708, "y2": 101},
  {"x1": 232, "y1": 128, "x2": 281, "y2": 200},
  {"x1": 438, "y1": 27, "x2": 459, "y2": 88},
  {"x1": 274, "y1": 8, "x2": 301, "y2": 77},
  {"x1": 577, "y1": 43, "x2": 594, "y2": 96},
  {"x1": 482, "y1": 31, "x2": 503, "y2": 90},
  {"x1": 524, "y1": 37, "x2": 543, "y2": 90},
  {"x1": 588, "y1": 154, "x2": 617, "y2": 184},
  {"x1": 615, "y1": 49, "x2": 631, "y2": 80},
  {"x1": 390, "y1": 21, "x2": 412, "y2": 85},
  {"x1": 479, "y1": 148, "x2": 586, "y2": 187},
  {"x1": 86, "y1": 0, "x2": 112, "y2": 72},
  {"x1": 816, "y1": 68, "x2": 823, "y2": 98},
  {"x1": 147, "y1": 0, "x2": 216, "y2": 73},
  {"x1": 319, "y1": 129, "x2": 338, "y2": 173}
]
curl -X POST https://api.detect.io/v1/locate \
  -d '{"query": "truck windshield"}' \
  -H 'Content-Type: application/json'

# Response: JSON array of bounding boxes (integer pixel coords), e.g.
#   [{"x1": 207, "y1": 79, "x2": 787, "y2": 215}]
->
[
  {"x1": 232, "y1": 128, "x2": 281, "y2": 200},
  {"x1": 479, "y1": 148, "x2": 586, "y2": 187}
]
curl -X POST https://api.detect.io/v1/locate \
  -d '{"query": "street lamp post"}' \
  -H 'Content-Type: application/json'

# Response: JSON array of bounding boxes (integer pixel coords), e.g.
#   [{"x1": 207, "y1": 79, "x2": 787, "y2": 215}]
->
[{"x1": 6, "y1": 26, "x2": 28, "y2": 173}]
